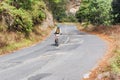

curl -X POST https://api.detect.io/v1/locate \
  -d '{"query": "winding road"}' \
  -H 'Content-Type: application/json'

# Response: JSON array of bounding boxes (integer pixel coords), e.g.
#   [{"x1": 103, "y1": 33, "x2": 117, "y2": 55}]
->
[{"x1": 0, "y1": 24, "x2": 107, "y2": 80}]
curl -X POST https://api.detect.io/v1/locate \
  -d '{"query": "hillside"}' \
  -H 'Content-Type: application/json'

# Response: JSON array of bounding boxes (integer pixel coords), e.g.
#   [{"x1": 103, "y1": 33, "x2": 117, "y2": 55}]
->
[
  {"x1": 0, "y1": 0, "x2": 54, "y2": 54},
  {"x1": 0, "y1": 0, "x2": 81, "y2": 55}
]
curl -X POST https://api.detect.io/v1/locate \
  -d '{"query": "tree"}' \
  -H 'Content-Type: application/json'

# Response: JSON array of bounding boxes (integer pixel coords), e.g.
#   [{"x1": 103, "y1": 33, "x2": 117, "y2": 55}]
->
[
  {"x1": 76, "y1": 0, "x2": 113, "y2": 26},
  {"x1": 0, "y1": 0, "x2": 46, "y2": 35},
  {"x1": 51, "y1": 0, "x2": 61, "y2": 3},
  {"x1": 8, "y1": 0, "x2": 33, "y2": 9},
  {"x1": 45, "y1": 0, "x2": 67, "y2": 22},
  {"x1": 112, "y1": 0, "x2": 120, "y2": 24}
]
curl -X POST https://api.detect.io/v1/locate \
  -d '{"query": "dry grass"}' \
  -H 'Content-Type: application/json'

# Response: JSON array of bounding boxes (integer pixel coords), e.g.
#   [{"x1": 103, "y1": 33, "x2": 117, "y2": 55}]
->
[{"x1": 0, "y1": 26, "x2": 53, "y2": 55}]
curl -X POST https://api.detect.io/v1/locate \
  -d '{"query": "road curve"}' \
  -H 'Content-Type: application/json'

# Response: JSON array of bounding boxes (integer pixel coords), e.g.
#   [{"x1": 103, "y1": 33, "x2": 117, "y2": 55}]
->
[{"x1": 0, "y1": 24, "x2": 107, "y2": 80}]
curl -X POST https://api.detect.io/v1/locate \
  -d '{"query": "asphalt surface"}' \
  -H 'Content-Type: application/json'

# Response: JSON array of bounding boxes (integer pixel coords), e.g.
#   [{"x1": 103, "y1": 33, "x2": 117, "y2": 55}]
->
[{"x1": 0, "y1": 24, "x2": 107, "y2": 80}]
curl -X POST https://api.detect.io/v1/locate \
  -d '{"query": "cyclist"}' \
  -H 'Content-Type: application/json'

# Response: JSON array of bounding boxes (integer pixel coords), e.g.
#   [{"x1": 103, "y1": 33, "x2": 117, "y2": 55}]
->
[{"x1": 54, "y1": 25, "x2": 61, "y2": 46}]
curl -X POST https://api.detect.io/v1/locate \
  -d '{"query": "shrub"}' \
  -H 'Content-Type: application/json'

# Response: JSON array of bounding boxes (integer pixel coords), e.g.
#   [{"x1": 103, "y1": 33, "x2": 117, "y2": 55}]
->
[
  {"x1": 11, "y1": 9, "x2": 33, "y2": 34},
  {"x1": 112, "y1": 0, "x2": 120, "y2": 24},
  {"x1": 76, "y1": 0, "x2": 113, "y2": 26},
  {"x1": 7, "y1": 0, "x2": 33, "y2": 9},
  {"x1": 111, "y1": 55, "x2": 120, "y2": 73},
  {"x1": 0, "y1": 0, "x2": 47, "y2": 35},
  {"x1": 46, "y1": 0, "x2": 67, "y2": 22},
  {"x1": 31, "y1": 1, "x2": 46, "y2": 24},
  {"x1": 67, "y1": 14, "x2": 78, "y2": 22},
  {"x1": 0, "y1": 2, "x2": 33, "y2": 34}
]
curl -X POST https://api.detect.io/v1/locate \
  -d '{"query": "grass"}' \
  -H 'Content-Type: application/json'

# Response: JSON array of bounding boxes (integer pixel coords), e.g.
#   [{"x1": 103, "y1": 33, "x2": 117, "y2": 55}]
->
[
  {"x1": 111, "y1": 55, "x2": 120, "y2": 74},
  {"x1": 109, "y1": 26, "x2": 120, "y2": 74},
  {"x1": 0, "y1": 26, "x2": 53, "y2": 55},
  {"x1": 0, "y1": 39, "x2": 32, "y2": 55},
  {"x1": 110, "y1": 48, "x2": 120, "y2": 74}
]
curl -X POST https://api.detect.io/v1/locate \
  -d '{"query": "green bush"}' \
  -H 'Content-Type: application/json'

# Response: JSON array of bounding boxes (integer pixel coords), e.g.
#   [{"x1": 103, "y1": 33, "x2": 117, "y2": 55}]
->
[
  {"x1": 11, "y1": 9, "x2": 33, "y2": 33},
  {"x1": 111, "y1": 55, "x2": 120, "y2": 73},
  {"x1": 0, "y1": 0, "x2": 47, "y2": 35},
  {"x1": 46, "y1": 0, "x2": 67, "y2": 22},
  {"x1": 31, "y1": 1, "x2": 46, "y2": 24},
  {"x1": 60, "y1": 14, "x2": 78, "y2": 22},
  {"x1": 0, "y1": 2, "x2": 33, "y2": 34},
  {"x1": 67, "y1": 14, "x2": 78, "y2": 22},
  {"x1": 7, "y1": 0, "x2": 33, "y2": 9},
  {"x1": 112, "y1": 0, "x2": 120, "y2": 24},
  {"x1": 32, "y1": 10, "x2": 46, "y2": 24},
  {"x1": 76, "y1": 0, "x2": 113, "y2": 26}
]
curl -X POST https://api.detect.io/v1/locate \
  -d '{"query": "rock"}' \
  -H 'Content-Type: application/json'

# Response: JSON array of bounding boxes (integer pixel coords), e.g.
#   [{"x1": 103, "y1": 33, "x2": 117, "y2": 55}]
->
[
  {"x1": 66, "y1": 0, "x2": 81, "y2": 15},
  {"x1": 41, "y1": 9, "x2": 54, "y2": 28},
  {"x1": 83, "y1": 72, "x2": 91, "y2": 79},
  {"x1": 111, "y1": 72, "x2": 120, "y2": 80},
  {"x1": 96, "y1": 72, "x2": 110, "y2": 80}
]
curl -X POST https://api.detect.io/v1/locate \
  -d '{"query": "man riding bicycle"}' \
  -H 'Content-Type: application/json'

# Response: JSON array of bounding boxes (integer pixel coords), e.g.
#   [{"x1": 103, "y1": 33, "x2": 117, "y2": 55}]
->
[{"x1": 54, "y1": 25, "x2": 61, "y2": 46}]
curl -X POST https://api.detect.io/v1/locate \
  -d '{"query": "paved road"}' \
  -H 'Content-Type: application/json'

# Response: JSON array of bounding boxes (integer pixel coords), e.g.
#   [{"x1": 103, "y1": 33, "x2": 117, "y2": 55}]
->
[{"x1": 0, "y1": 24, "x2": 107, "y2": 80}]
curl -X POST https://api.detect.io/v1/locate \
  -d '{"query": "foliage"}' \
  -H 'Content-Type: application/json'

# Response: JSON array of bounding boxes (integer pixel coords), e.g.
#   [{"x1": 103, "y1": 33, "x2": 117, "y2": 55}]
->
[
  {"x1": 31, "y1": 1, "x2": 46, "y2": 24},
  {"x1": 112, "y1": 0, "x2": 120, "y2": 24},
  {"x1": 62, "y1": 14, "x2": 78, "y2": 22},
  {"x1": 67, "y1": 14, "x2": 78, "y2": 22},
  {"x1": 11, "y1": 9, "x2": 33, "y2": 34},
  {"x1": 51, "y1": 0, "x2": 61, "y2": 3},
  {"x1": 111, "y1": 55, "x2": 120, "y2": 73},
  {"x1": 46, "y1": 0, "x2": 67, "y2": 22},
  {"x1": 0, "y1": 0, "x2": 46, "y2": 35},
  {"x1": 76, "y1": 0, "x2": 113, "y2": 26},
  {"x1": 7, "y1": 0, "x2": 33, "y2": 9},
  {"x1": 0, "y1": 2, "x2": 33, "y2": 34},
  {"x1": 32, "y1": 10, "x2": 46, "y2": 24}
]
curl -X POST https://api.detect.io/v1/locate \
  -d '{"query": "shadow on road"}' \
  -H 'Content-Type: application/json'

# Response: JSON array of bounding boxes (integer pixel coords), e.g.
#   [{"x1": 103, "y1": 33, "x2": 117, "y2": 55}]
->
[{"x1": 28, "y1": 73, "x2": 52, "y2": 80}]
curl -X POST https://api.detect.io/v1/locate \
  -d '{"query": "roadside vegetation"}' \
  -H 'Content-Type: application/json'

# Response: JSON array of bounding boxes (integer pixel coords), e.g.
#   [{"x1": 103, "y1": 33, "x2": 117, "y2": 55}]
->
[
  {"x1": 0, "y1": 0, "x2": 77, "y2": 55},
  {"x1": 76, "y1": 0, "x2": 120, "y2": 79},
  {"x1": 45, "y1": 0, "x2": 78, "y2": 22},
  {"x1": 0, "y1": 0, "x2": 53, "y2": 55}
]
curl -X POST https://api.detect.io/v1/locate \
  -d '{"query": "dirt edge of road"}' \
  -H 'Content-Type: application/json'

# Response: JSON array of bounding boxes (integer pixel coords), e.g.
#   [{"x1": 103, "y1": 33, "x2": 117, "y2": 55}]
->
[
  {"x1": 76, "y1": 23, "x2": 117, "y2": 80},
  {"x1": 83, "y1": 32, "x2": 115, "y2": 80}
]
